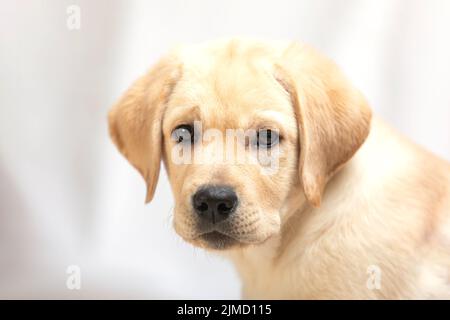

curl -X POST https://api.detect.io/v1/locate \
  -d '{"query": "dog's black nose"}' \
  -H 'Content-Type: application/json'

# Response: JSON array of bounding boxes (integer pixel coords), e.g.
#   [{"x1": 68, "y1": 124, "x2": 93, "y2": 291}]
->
[{"x1": 193, "y1": 186, "x2": 238, "y2": 224}]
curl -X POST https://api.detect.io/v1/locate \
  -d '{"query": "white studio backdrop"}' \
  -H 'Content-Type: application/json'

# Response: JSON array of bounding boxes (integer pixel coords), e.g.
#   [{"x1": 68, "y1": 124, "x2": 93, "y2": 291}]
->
[{"x1": 0, "y1": 0, "x2": 449, "y2": 298}]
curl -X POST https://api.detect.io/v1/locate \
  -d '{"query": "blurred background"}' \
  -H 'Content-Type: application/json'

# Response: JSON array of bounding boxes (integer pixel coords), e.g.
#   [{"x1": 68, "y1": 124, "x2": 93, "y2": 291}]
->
[{"x1": 0, "y1": 0, "x2": 449, "y2": 299}]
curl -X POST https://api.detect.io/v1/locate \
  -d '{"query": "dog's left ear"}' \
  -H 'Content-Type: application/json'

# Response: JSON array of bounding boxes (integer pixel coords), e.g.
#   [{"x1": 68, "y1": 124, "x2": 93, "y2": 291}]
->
[
  {"x1": 108, "y1": 54, "x2": 181, "y2": 203},
  {"x1": 276, "y1": 43, "x2": 372, "y2": 207}
]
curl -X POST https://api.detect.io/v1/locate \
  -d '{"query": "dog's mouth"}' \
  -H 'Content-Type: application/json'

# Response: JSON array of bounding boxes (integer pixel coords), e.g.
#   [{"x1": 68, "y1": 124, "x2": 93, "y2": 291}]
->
[{"x1": 198, "y1": 231, "x2": 239, "y2": 250}]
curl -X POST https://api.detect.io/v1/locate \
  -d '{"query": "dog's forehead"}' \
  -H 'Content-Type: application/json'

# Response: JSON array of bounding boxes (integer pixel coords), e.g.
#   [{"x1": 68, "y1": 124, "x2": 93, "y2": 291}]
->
[{"x1": 167, "y1": 43, "x2": 293, "y2": 129}]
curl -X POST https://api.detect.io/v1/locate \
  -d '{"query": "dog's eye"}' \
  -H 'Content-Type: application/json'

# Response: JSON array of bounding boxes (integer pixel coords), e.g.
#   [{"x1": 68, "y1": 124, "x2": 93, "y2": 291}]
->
[
  {"x1": 171, "y1": 124, "x2": 196, "y2": 144},
  {"x1": 257, "y1": 129, "x2": 279, "y2": 148}
]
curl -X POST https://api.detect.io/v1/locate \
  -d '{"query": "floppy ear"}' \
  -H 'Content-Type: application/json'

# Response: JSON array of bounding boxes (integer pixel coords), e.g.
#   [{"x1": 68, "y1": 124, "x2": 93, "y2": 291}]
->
[
  {"x1": 108, "y1": 55, "x2": 181, "y2": 203},
  {"x1": 276, "y1": 43, "x2": 372, "y2": 207}
]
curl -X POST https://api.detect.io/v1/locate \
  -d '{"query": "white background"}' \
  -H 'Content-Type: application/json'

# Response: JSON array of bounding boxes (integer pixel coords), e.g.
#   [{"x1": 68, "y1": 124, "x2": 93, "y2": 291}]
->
[{"x1": 0, "y1": 0, "x2": 449, "y2": 298}]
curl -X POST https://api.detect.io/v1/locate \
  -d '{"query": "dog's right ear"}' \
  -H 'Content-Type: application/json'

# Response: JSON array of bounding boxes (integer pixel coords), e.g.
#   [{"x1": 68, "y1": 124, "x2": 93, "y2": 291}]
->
[
  {"x1": 108, "y1": 54, "x2": 181, "y2": 203},
  {"x1": 275, "y1": 43, "x2": 371, "y2": 207}
]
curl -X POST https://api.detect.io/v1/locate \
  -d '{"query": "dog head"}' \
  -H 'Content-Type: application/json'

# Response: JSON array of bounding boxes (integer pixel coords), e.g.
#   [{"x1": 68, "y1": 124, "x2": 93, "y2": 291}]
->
[{"x1": 108, "y1": 39, "x2": 371, "y2": 250}]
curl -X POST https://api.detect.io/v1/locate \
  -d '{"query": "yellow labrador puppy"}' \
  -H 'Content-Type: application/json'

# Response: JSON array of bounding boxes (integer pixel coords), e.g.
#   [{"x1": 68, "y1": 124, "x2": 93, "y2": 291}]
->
[{"x1": 108, "y1": 39, "x2": 450, "y2": 299}]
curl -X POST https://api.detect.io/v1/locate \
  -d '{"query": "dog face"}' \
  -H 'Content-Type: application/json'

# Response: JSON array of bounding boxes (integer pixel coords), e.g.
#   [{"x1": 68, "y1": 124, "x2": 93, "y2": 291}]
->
[
  {"x1": 108, "y1": 39, "x2": 371, "y2": 250},
  {"x1": 161, "y1": 44, "x2": 299, "y2": 249}
]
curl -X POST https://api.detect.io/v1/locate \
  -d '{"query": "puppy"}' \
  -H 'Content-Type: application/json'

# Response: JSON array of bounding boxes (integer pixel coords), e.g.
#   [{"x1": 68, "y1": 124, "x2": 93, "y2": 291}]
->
[{"x1": 108, "y1": 39, "x2": 450, "y2": 299}]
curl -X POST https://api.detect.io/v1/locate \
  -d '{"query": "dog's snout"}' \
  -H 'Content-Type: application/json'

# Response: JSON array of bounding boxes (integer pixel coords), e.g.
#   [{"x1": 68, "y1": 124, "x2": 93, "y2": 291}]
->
[{"x1": 193, "y1": 186, "x2": 238, "y2": 224}]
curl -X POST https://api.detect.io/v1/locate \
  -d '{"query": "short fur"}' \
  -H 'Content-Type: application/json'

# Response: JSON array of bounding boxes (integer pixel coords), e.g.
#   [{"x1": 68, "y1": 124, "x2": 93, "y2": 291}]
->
[{"x1": 108, "y1": 39, "x2": 450, "y2": 299}]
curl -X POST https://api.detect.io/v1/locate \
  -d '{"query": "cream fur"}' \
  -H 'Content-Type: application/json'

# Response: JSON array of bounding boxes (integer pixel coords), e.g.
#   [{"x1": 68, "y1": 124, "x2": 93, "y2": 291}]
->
[
  {"x1": 109, "y1": 38, "x2": 450, "y2": 299},
  {"x1": 227, "y1": 117, "x2": 450, "y2": 299}
]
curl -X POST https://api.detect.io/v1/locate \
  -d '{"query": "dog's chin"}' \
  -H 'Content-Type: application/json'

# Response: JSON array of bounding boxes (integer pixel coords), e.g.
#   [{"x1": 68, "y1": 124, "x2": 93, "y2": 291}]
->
[
  {"x1": 187, "y1": 230, "x2": 277, "y2": 251},
  {"x1": 175, "y1": 216, "x2": 281, "y2": 251},
  {"x1": 198, "y1": 231, "x2": 239, "y2": 250}
]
